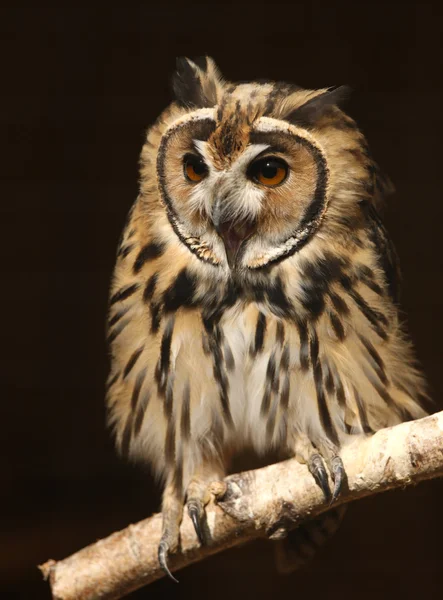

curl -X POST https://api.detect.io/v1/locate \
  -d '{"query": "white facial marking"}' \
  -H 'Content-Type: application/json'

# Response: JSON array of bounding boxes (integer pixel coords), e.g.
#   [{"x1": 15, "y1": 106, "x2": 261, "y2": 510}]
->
[
  {"x1": 234, "y1": 143, "x2": 270, "y2": 166},
  {"x1": 254, "y1": 115, "x2": 322, "y2": 147},
  {"x1": 164, "y1": 107, "x2": 217, "y2": 133},
  {"x1": 193, "y1": 139, "x2": 211, "y2": 161}
]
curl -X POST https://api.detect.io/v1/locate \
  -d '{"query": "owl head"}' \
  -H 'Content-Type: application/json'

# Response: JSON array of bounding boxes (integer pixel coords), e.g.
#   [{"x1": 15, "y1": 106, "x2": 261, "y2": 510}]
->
[{"x1": 141, "y1": 57, "x2": 381, "y2": 274}]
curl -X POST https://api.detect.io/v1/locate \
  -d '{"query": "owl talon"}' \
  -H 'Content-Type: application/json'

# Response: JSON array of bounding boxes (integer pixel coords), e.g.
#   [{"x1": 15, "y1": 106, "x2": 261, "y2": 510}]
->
[
  {"x1": 308, "y1": 453, "x2": 331, "y2": 501},
  {"x1": 158, "y1": 540, "x2": 179, "y2": 583},
  {"x1": 187, "y1": 500, "x2": 206, "y2": 545},
  {"x1": 330, "y1": 456, "x2": 345, "y2": 503}
]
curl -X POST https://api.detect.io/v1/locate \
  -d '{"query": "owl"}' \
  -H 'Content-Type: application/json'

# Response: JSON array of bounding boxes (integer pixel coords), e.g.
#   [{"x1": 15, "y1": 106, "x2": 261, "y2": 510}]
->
[{"x1": 106, "y1": 57, "x2": 427, "y2": 580}]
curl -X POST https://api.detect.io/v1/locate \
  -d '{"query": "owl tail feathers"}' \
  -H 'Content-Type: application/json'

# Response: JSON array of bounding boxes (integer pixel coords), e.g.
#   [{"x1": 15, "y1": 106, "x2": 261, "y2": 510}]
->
[{"x1": 273, "y1": 505, "x2": 347, "y2": 574}]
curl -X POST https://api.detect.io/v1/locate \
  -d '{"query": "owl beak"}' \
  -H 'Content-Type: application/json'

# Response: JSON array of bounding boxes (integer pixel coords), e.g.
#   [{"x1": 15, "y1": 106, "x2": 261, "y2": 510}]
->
[
  {"x1": 213, "y1": 212, "x2": 256, "y2": 268},
  {"x1": 217, "y1": 219, "x2": 256, "y2": 267}
]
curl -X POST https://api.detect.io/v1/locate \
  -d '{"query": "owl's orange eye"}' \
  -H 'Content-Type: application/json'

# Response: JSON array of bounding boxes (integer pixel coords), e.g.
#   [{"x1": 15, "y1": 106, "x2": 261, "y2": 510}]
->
[
  {"x1": 248, "y1": 157, "x2": 288, "y2": 187},
  {"x1": 183, "y1": 154, "x2": 208, "y2": 183}
]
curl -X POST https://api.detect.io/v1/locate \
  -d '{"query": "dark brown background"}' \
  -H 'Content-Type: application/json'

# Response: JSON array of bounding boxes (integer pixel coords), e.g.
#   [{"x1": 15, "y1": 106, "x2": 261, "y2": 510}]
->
[{"x1": 2, "y1": 3, "x2": 442, "y2": 599}]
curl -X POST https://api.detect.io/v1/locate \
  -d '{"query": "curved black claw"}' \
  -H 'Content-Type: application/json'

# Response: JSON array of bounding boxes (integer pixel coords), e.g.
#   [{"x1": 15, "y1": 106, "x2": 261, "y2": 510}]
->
[
  {"x1": 187, "y1": 500, "x2": 205, "y2": 545},
  {"x1": 158, "y1": 540, "x2": 179, "y2": 583},
  {"x1": 308, "y1": 454, "x2": 331, "y2": 501},
  {"x1": 330, "y1": 456, "x2": 345, "y2": 503}
]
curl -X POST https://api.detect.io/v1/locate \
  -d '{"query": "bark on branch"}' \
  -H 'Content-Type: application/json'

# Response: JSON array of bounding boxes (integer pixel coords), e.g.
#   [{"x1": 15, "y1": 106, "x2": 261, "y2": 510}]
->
[{"x1": 40, "y1": 412, "x2": 443, "y2": 600}]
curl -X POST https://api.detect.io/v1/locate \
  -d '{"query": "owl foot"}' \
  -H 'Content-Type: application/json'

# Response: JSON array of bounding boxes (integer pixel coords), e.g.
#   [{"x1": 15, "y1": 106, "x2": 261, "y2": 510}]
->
[
  {"x1": 330, "y1": 455, "x2": 345, "y2": 503},
  {"x1": 158, "y1": 539, "x2": 179, "y2": 583},
  {"x1": 158, "y1": 470, "x2": 224, "y2": 581},
  {"x1": 308, "y1": 453, "x2": 345, "y2": 503},
  {"x1": 308, "y1": 454, "x2": 331, "y2": 501},
  {"x1": 295, "y1": 434, "x2": 346, "y2": 503},
  {"x1": 186, "y1": 483, "x2": 225, "y2": 545},
  {"x1": 187, "y1": 499, "x2": 206, "y2": 545},
  {"x1": 185, "y1": 469, "x2": 225, "y2": 546},
  {"x1": 158, "y1": 481, "x2": 184, "y2": 582}
]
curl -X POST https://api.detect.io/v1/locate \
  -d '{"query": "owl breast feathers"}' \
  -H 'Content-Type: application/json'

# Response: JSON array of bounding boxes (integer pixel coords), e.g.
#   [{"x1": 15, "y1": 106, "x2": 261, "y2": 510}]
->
[{"x1": 106, "y1": 57, "x2": 427, "y2": 579}]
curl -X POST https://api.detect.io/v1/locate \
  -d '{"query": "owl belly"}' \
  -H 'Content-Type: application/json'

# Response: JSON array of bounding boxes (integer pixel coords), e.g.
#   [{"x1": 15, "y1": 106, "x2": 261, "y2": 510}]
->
[{"x1": 219, "y1": 304, "x2": 295, "y2": 454}]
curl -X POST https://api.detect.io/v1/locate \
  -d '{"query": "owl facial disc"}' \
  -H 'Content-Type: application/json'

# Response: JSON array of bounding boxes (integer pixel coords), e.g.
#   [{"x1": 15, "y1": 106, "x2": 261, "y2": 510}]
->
[{"x1": 156, "y1": 105, "x2": 330, "y2": 271}]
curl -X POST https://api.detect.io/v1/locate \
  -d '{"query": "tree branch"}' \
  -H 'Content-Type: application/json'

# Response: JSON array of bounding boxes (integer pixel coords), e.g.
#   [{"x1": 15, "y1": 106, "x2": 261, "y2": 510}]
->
[{"x1": 40, "y1": 412, "x2": 443, "y2": 600}]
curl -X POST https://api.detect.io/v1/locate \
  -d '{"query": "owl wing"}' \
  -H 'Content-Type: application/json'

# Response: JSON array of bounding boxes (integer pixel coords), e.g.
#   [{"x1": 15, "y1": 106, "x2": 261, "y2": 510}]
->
[{"x1": 361, "y1": 200, "x2": 401, "y2": 304}]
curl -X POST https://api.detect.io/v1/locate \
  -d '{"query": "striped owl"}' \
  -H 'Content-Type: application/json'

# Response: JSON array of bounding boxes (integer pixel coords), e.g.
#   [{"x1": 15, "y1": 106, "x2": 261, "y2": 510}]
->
[{"x1": 106, "y1": 57, "x2": 427, "y2": 580}]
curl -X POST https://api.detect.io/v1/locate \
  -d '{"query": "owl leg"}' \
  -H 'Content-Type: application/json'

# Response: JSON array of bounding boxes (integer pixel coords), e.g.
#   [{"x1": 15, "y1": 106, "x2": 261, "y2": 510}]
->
[
  {"x1": 186, "y1": 463, "x2": 225, "y2": 546},
  {"x1": 294, "y1": 433, "x2": 345, "y2": 503},
  {"x1": 158, "y1": 464, "x2": 225, "y2": 581},
  {"x1": 158, "y1": 477, "x2": 185, "y2": 583}
]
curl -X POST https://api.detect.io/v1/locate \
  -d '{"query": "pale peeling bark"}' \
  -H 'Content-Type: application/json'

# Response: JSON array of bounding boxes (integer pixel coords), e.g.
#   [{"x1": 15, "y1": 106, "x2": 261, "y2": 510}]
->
[{"x1": 40, "y1": 412, "x2": 443, "y2": 600}]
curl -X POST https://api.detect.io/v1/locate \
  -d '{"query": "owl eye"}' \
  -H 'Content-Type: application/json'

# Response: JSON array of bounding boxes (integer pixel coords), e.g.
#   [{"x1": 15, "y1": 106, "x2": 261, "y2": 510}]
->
[
  {"x1": 183, "y1": 154, "x2": 208, "y2": 183},
  {"x1": 248, "y1": 157, "x2": 288, "y2": 187}
]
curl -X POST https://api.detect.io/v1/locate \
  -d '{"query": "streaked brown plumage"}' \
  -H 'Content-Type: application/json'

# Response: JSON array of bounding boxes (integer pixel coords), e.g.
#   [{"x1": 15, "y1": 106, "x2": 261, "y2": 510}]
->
[{"x1": 106, "y1": 57, "x2": 427, "y2": 580}]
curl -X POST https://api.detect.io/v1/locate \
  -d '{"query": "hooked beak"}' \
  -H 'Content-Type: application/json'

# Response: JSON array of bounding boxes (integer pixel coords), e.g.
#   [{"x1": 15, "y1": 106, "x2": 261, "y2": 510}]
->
[{"x1": 212, "y1": 198, "x2": 257, "y2": 268}]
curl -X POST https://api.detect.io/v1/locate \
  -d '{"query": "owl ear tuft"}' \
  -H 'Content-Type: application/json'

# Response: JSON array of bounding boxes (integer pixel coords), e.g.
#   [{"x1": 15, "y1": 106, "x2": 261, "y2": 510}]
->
[
  {"x1": 172, "y1": 56, "x2": 224, "y2": 109},
  {"x1": 189, "y1": 55, "x2": 210, "y2": 72},
  {"x1": 285, "y1": 85, "x2": 351, "y2": 127}
]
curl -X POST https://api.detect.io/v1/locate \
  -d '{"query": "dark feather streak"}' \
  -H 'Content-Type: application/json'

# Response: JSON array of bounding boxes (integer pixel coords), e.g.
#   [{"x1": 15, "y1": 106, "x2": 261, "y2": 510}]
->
[
  {"x1": 310, "y1": 330, "x2": 339, "y2": 445},
  {"x1": 313, "y1": 361, "x2": 339, "y2": 446},
  {"x1": 253, "y1": 312, "x2": 267, "y2": 355},
  {"x1": 108, "y1": 306, "x2": 131, "y2": 328},
  {"x1": 346, "y1": 288, "x2": 388, "y2": 339},
  {"x1": 133, "y1": 390, "x2": 151, "y2": 436},
  {"x1": 206, "y1": 324, "x2": 233, "y2": 427},
  {"x1": 133, "y1": 242, "x2": 164, "y2": 274},
  {"x1": 107, "y1": 318, "x2": 130, "y2": 344},
  {"x1": 118, "y1": 243, "x2": 134, "y2": 259},
  {"x1": 224, "y1": 343, "x2": 235, "y2": 371},
  {"x1": 105, "y1": 371, "x2": 120, "y2": 391},
  {"x1": 180, "y1": 383, "x2": 191, "y2": 441},
  {"x1": 150, "y1": 302, "x2": 162, "y2": 333},
  {"x1": 156, "y1": 318, "x2": 175, "y2": 398},
  {"x1": 143, "y1": 273, "x2": 158, "y2": 303},
  {"x1": 124, "y1": 345, "x2": 144, "y2": 380},
  {"x1": 359, "y1": 334, "x2": 387, "y2": 385},
  {"x1": 131, "y1": 367, "x2": 147, "y2": 411},
  {"x1": 301, "y1": 254, "x2": 349, "y2": 320},
  {"x1": 329, "y1": 292, "x2": 350, "y2": 316},
  {"x1": 260, "y1": 386, "x2": 272, "y2": 416},
  {"x1": 323, "y1": 361, "x2": 335, "y2": 395},
  {"x1": 163, "y1": 269, "x2": 196, "y2": 312},
  {"x1": 165, "y1": 420, "x2": 176, "y2": 466},
  {"x1": 110, "y1": 283, "x2": 139, "y2": 306},
  {"x1": 280, "y1": 376, "x2": 290, "y2": 411},
  {"x1": 329, "y1": 311, "x2": 345, "y2": 341},
  {"x1": 353, "y1": 386, "x2": 373, "y2": 434},
  {"x1": 266, "y1": 277, "x2": 293, "y2": 317},
  {"x1": 276, "y1": 321, "x2": 285, "y2": 345},
  {"x1": 297, "y1": 320, "x2": 310, "y2": 371},
  {"x1": 280, "y1": 345, "x2": 290, "y2": 372}
]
